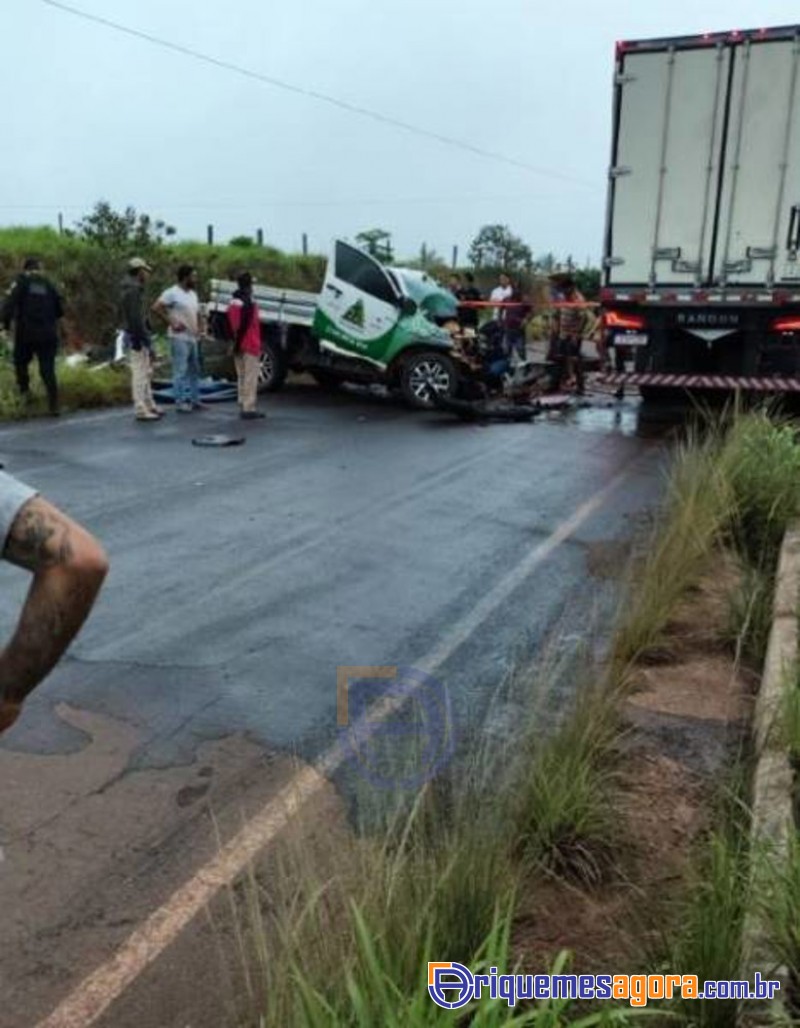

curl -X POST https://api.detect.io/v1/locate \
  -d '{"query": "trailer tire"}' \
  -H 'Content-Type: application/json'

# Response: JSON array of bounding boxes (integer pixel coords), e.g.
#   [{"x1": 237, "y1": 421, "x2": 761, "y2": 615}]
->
[
  {"x1": 258, "y1": 337, "x2": 288, "y2": 393},
  {"x1": 400, "y1": 351, "x2": 458, "y2": 409}
]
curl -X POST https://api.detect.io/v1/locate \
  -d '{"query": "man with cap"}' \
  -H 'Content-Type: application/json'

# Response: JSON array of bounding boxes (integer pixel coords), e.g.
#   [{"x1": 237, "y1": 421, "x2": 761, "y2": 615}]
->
[
  {"x1": 226, "y1": 272, "x2": 265, "y2": 419},
  {"x1": 120, "y1": 257, "x2": 162, "y2": 421},
  {"x1": 1, "y1": 257, "x2": 64, "y2": 415}
]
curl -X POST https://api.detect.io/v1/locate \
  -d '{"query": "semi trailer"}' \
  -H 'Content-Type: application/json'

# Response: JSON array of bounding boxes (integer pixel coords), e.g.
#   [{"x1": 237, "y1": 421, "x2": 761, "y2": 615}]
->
[{"x1": 600, "y1": 25, "x2": 800, "y2": 399}]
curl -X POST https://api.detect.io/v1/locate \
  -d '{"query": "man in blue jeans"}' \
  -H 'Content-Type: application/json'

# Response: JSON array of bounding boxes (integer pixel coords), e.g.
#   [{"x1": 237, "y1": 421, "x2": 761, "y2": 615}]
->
[{"x1": 152, "y1": 265, "x2": 205, "y2": 413}]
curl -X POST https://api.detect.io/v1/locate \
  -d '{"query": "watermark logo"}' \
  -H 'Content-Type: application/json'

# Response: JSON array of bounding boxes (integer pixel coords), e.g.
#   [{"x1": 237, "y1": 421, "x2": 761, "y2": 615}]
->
[
  {"x1": 428, "y1": 963, "x2": 474, "y2": 1010},
  {"x1": 337, "y1": 665, "x2": 455, "y2": 789}
]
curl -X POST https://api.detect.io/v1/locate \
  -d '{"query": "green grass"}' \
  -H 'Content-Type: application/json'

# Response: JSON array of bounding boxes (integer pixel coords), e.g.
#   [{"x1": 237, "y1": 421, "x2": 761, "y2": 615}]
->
[
  {"x1": 720, "y1": 412, "x2": 800, "y2": 571},
  {"x1": 611, "y1": 428, "x2": 731, "y2": 673},
  {"x1": 725, "y1": 561, "x2": 775, "y2": 668},
  {"x1": 664, "y1": 829, "x2": 751, "y2": 1028},
  {"x1": 0, "y1": 356, "x2": 130, "y2": 418},
  {"x1": 510, "y1": 682, "x2": 622, "y2": 884},
  {"x1": 760, "y1": 832, "x2": 800, "y2": 1013}
]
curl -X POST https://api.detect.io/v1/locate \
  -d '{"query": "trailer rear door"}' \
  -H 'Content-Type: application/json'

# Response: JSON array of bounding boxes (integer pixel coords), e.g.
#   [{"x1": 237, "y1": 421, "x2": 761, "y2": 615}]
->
[
  {"x1": 608, "y1": 45, "x2": 731, "y2": 287},
  {"x1": 715, "y1": 37, "x2": 800, "y2": 286}
]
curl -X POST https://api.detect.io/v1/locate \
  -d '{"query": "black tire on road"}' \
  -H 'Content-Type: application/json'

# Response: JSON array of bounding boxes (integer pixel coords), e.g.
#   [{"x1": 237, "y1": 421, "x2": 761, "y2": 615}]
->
[
  {"x1": 400, "y1": 351, "x2": 458, "y2": 409},
  {"x1": 258, "y1": 337, "x2": 288, "y2": 393}
]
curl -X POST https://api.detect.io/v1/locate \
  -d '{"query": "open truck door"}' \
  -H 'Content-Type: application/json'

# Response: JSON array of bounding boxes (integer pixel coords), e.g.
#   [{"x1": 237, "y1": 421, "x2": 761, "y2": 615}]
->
[{"x1": 314, "y1": 240, "x2": 404, "y2": 366}]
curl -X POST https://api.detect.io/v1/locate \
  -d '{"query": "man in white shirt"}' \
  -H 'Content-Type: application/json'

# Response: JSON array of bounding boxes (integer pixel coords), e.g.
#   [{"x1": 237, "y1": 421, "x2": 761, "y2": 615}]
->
[
  {"x1": 152, "y1": 265, "x2": 204, "y2": 413},
  {"x1": 489, "y1": 272, "x2": 513, "y2": 321}
]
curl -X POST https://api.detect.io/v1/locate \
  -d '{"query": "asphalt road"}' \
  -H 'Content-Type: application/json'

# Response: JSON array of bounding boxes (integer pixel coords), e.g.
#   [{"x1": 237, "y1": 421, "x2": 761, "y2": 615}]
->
[{"x1": 0, "y1": 385, "x2": 667, "y2": 1027}]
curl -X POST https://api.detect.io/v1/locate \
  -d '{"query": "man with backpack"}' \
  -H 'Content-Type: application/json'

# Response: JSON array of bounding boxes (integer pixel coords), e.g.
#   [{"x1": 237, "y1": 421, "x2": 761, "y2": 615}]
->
[{"x1": 1, "y1": 258, "x2": 64, "y2": 416}]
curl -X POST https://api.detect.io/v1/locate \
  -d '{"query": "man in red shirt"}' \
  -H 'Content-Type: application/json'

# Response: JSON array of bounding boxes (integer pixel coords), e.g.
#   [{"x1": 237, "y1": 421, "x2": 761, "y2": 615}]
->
[{"x1": 226, "y1": 273, "x2": 265, "y2": 420}]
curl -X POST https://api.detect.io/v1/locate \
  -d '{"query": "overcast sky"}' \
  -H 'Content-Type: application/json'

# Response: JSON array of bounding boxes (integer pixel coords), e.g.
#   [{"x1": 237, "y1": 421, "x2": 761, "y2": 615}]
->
[{"x1": 2, "y1": 0, "x2": 799, "y2": 263}]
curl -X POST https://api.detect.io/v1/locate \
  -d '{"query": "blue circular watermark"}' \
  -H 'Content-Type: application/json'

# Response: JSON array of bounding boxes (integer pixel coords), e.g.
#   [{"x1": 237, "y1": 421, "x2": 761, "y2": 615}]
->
[{"x1": 337, "y1": 665, "x2": 455, "y2": 790}]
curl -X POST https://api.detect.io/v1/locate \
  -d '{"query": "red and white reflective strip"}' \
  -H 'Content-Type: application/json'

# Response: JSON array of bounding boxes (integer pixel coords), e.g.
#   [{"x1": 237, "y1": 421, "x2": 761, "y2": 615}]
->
[
  {"x1": 600, "y1": 289, "x2": 800, "y2": 305},
  {"x1": 597, "y1": 372, "x2": 800, "y2": 392}
]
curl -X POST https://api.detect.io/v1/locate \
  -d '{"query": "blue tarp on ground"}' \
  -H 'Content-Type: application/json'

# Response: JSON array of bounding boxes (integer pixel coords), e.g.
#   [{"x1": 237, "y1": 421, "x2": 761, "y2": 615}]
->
[{"x1": 152, "y1": 378, "x2": 238, "y2": 404}]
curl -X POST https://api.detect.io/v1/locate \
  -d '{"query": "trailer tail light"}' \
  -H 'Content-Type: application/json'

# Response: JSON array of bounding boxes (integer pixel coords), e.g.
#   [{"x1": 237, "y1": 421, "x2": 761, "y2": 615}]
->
[
  {"x1": 773, "y1": 316, "x2": 800, "y2": 333},
  {"x1": 604, "y1": 310, "x2": 646, "y2": 330}
]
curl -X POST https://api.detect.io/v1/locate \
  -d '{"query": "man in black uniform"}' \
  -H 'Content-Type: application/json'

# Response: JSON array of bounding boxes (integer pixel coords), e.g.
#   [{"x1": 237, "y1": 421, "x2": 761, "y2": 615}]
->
[{"x1": 1, "y1": 258, "x2": 64, "y2": 415}]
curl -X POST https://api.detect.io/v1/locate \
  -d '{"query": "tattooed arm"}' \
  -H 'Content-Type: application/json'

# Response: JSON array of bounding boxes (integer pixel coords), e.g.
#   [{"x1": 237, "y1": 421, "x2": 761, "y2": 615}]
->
[{"x1": 0, "y1": 497, "x2": 108, "y2": 733}]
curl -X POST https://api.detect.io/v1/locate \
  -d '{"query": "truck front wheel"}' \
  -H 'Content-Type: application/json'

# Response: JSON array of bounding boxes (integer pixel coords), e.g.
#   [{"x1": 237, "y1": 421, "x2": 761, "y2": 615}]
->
[
  {"x1": 400, "y1": 352, "x2": 458, "y2": 409},
  {"x1": 258, "y1": 337, "x2": 288, "y2": 393}
]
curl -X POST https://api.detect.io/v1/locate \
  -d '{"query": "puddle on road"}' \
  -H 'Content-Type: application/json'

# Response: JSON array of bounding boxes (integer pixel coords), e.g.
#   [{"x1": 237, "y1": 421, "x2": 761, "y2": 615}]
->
[{"x1": 558, "y1": 396, "x2": 684, "y2": 440}]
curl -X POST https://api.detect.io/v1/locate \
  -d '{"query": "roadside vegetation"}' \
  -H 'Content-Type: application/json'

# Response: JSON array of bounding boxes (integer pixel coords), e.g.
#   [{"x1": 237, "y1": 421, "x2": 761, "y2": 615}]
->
[
  {"x1": 217, "y1": 410, "x2": 800, "y2": 1027},
  {"x1": 0, "y1": 355, "x2": 130, "y2": 419}
]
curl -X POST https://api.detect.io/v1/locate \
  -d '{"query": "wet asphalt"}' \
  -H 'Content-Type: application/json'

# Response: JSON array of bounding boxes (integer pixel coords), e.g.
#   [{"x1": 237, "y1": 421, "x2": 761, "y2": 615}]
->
[{"x1": 0, "y1": 386, "x2": 666, "y2": 773}]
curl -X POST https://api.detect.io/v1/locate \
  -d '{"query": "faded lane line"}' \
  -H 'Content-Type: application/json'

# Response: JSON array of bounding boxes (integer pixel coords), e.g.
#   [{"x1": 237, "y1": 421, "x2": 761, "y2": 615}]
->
[{"x1": 34, "y1": 460, "x2": 637, "y2": 1028}]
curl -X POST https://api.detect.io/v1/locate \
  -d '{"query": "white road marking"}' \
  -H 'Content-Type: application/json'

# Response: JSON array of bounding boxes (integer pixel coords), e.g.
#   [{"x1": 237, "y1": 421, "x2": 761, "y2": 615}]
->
[{"x1": 34, "y1": 463, "x2": 634, "y2": 1028}]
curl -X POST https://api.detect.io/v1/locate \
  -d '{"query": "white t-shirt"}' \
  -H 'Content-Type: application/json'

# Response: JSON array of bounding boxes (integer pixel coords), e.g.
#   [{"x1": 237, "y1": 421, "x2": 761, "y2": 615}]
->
[
  {"x1": 490, "y1": 284, "x2": 513, "y2": 320},
  {"x1": 158, "y1": 285, "x2": 200, "y2": 337},
  {"x1": 0, "y1": 471, "x2": 36, "y2": 550}
]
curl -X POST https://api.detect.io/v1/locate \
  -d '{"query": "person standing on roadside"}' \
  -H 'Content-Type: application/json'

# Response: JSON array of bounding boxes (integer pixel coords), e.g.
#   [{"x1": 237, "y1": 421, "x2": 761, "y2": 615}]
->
[
  {"x1": 549, "y1": 272, "x2": 586, "y2": 395},
  {"x1": 226, "y1": 272, "x2": 265, "y2": 420},
  {"x1": 120, "y1": 257, "x2": 162, "y2": 422},
  {"x1": 458, "y1": 271, "x2": 482, "y2": 331},
  {"x1": 0, "y1": 471, "x2": 108, "y2": 735},
  {"x1": 503, "y1": 282, "x2": 532, "y2": 361},
  {"x1": 1, "y1": 258, "x2": 63, "y2": 416},
  {"x1": 152, "y1": 265, "x2": 204, "y2": 414},
  {"x1": 489, "y1": 272, "x2": 513, "y2": 321}
]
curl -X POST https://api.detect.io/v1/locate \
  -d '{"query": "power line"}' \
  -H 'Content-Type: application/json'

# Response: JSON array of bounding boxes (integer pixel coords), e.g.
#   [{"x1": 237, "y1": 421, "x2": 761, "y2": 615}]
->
[
  {"x1": 40, "y1": 0, "x2": 597, "y2": 189},
  {"x1": 0, "y1": 193, "x2": 584, "y2": 212}
]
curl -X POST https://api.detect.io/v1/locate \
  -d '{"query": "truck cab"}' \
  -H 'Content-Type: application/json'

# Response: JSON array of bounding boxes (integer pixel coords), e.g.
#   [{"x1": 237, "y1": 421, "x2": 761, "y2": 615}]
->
[{"x1": 208, "y1": 239, "x2": 461, "y2": 407}]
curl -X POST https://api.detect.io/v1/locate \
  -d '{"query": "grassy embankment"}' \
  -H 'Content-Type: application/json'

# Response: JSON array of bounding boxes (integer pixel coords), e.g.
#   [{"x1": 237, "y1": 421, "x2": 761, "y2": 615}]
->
[{"x1": 219, "y1": 413, "x2": 800, "y2": 1027}]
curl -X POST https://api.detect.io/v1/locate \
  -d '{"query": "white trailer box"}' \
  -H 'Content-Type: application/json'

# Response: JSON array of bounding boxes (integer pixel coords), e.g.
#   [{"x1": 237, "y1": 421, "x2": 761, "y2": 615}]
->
[{"x1": 601, "y1": 26, "x2": 800, "y2": 395}]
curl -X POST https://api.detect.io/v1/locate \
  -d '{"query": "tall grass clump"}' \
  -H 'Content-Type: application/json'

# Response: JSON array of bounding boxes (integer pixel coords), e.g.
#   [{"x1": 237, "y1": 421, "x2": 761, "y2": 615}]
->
[
  {"x1": 510, "y1": 679, "x2": 622, "y2": 885},
  {"x1": 237, "y1": 754, "x2": 518, "y2": 1026},
  {"x1": 760, "y1": 832, "x2": 800, "y2": 1014},
  {"x1": 665, "y1": 829, "x2": 751, "y2": 1028},
  {"x1": 720, "y1": 412, "x2": 800, "y2": 570},
  {"x1": 612, "y1": 426, "x2": 731, "y2": 671},
  {"x1": 726, "y1": 562, "x2": 775, "y2": 667}
]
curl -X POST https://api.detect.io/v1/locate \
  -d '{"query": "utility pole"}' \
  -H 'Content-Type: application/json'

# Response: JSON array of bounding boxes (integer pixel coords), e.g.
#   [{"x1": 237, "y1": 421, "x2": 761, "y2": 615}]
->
[
  {"x1": 302, "y1": 233, "x2": 308, "y2": 256},
  {"x1": 207, "y1": 224, "x2": 214, "y2": 246},
  {"x1": 58, "y1": 212, "x2": 64, "y2": 236},
  {"x1": 452, "y1": 245, "x2": 458, "y2": 269},
  {"x1": 256, "y1": 228, "x2": 264, "y2": 246}
]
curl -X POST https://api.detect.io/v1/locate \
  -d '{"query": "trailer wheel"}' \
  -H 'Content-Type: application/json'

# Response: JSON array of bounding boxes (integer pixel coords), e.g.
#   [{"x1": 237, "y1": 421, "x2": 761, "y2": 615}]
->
[
  {"x1": 258, "y1": 337, "x2": 288, "y2": 393},
  {"x1": 400, "y1": 351, "x2": 458, "y2": 409}
]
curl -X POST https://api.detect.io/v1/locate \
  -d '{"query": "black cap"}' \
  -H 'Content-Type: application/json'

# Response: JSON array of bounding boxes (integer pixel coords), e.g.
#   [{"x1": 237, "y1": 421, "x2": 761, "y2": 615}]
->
[
  {"x1": 23, "y1": 257, "x2": 41, "y2": 272},
  {"x1": 237, "y1": 272, "x2": 253, "y2": 291}
]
